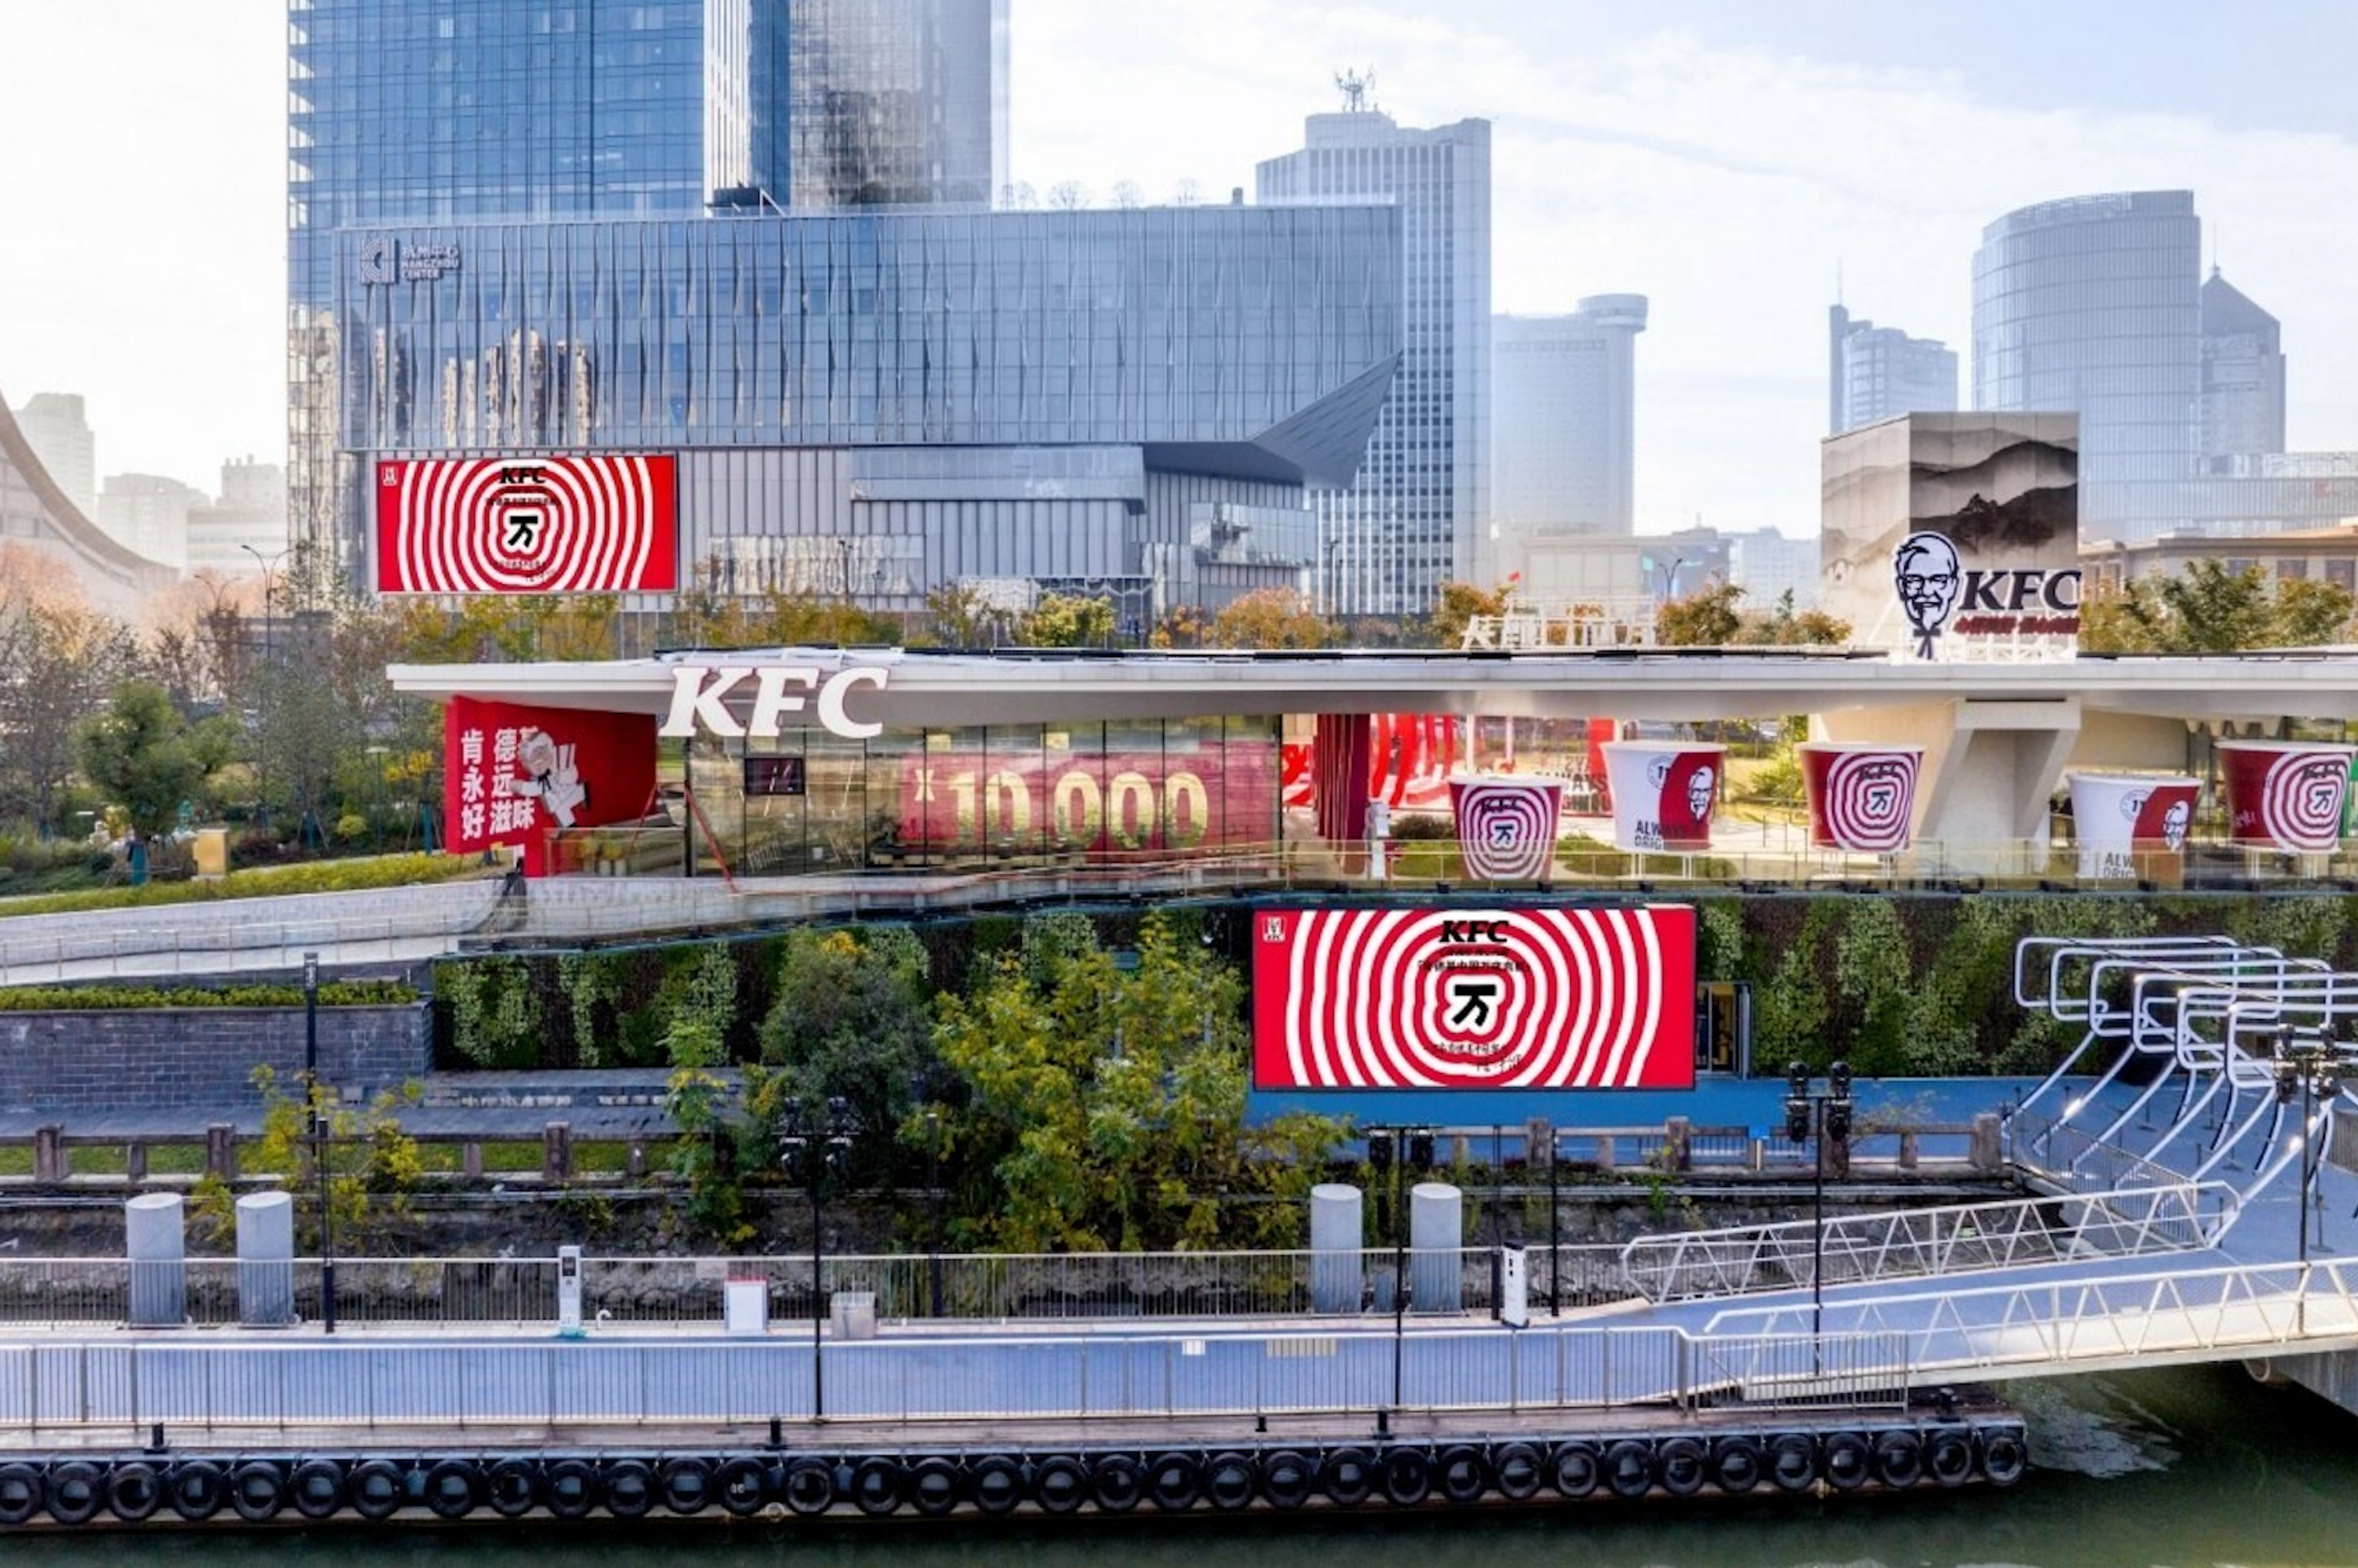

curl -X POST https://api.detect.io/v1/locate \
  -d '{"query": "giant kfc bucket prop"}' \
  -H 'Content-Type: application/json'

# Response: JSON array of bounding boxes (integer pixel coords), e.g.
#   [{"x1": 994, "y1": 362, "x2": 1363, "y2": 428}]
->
[
  {"x1": 2219, "y1": 741, "x2": 2357, "y2": 853},
  {"x1": 2066, "y1": 771, "x2": 2201, "y2": 880},
  {"x1": 1597, "y1": 742, "x2": 1724, "y2": 853},
  {"x1": 1798, "y1": 743, "x2": 1921, "y2": 853},
  {"x1": 1449, "y1": 777, "x2": 1564, "y2": 880}
]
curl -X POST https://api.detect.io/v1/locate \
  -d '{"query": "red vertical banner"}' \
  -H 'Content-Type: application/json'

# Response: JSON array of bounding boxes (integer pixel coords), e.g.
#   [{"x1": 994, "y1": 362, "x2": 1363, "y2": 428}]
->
[
  {"x1": 1313, "y1": 714, "x2": 1373, "y2": 843},
  {"x1": 444, "y1": 698, "x2": 659, "y2": 875}
]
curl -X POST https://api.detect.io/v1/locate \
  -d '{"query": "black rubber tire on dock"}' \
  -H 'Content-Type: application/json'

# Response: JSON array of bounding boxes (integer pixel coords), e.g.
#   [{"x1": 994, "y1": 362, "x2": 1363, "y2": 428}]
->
[
  {"x1": 1380, "y1": 1447, "x2": 1433, "y2": 1507},
  {"x1": 1030, "y1": 1455, "x2": 1090, "y2": 1515},
  {"x1": 1088, "y1": 1454, "x2": 1144, "y2": 1514},
  {"x1": 0, "y1": 1464, "x2": 36, "y2": 1526},
  {"x1": 542, "y1": 1459, "x2": 598, "y2": 1520},
  {"x1": 1318, "y1": 1447, "x2": 1375, "y2": 1507},
  {"x1": 600, "y1": 1459, "x2": 655, "y2": 1519},
  {"x1": 290, "y1": 1459, "x2": 347, "y2": 1520},
  {"x1": 1547, "y1": 1441, "x2": 1600, "y2": 1499},
  {"x1": 166, "y1": 1459, "x2": 228, "y2": 1521},
  {"x1": 784, "y1": 1456, "x2": 838, "y2": 1517},
  {"x1": 104, "y1": 1462, "x2": 163, "y2": 1523},
  {"x1": 658, "y1": 1457, "x2": 714, "y2": 1515},
  {"x1": 847, "y1": 1457, "x2": 903, "y2": 1517},
  {"x1": 1259, "y1": 1450, "x2": 1316, "y2": 1510},
  {"x1": 1767, "y1": 1434, "x2": 1815, "y2": 1493},
  {"x1": 424, "y1": 1459, "x2": 483, "y2": 1519},
  {"x1": 1491, "y1": 1442, "x2": 1543, "y2": 1502},
  {"x1": 1979, "y1": 1429, "x2": 2029, "y2": 1488},
  {"x1": 1147, "y1": 1453, "x2": 1202, "y2": 1512},
  {"x1": 1712, "y1": 1437, "x2": 1764, "y2": 1495},
  {"x1": 1604, "y1": 1440, "x2": 1653, "y2": 1500},
  {"x1": 229, "y1": 1461, "x2": 287, "y2": 1523},
  {"x1": 908, "y1": 1457, "x2": 962, "y2": 1518},
  {"x1": 1656, "y1": 1438, "x2": 1706, "y2": 1498},
  {"x1": 1822, "y1": 1432, "x2": 1872, "y2": 1492},
  {"x1": 967, "y1": 1456, "x2": 1024, "y2": 1517},
  {"x1": 1204, "y1": 1452, "x2": 1257, "y2": 1512},
  {"x1": 1925, "y1": 1428, "x2": 1975, "y2": 1488},
  {"x1": 717, "y1": 1452, "x2": 773, "y2": 1518},
  {"x1": 484, "y1": 1458, "x2": 538, "y2": 1518},
  {"x1": 346, "y1": 1459, "x2": 405, "y2": 1521},
  {"x1": 44, "y1": 1462, "x2": 104, "y2": 1526},
  {"x1": 1436, "y1": 1445, "x2": 1488, "y2": 1505},
  {"x1": 1874, "y1": 1430, "x2": 1923, "y2": 1489}
]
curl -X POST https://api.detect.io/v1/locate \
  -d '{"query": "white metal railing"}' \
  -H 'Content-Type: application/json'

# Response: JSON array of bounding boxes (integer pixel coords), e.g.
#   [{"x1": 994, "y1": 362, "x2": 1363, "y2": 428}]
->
[
  {"x1": 1702, "y1": 1258, "x2": 2358, "y2": 1383},
  {"x1": 0, "y1": 1321, "x2": 1908, "y2": 1435},
  {"x1": 1619, "y1": 1181, "x2": 2238, "y2": 1304},
  {"x1": 0, "y1": 1247, "x2": 1643, "y2": 1331}
]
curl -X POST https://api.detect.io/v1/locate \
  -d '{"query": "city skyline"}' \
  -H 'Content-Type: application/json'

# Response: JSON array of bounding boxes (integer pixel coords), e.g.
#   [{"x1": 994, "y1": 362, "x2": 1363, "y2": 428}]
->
[{"x1": 4, "y1": 1, "x2": 2357, "y2": 555}]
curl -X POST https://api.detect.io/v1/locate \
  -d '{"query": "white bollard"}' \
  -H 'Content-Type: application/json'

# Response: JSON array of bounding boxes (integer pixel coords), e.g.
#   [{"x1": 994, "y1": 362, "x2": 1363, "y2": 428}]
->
[
  {"x1": 1408, "y1": 1181, "x2": 1464, "y2": 1314},
  {"x1": 1309, "y1": 1184, "x2": 1364, "y2": 1314},
  {"x1": 235, "y1": 1190, "x2": 295, "y2": 1327},
  {"x1": 126, "y1": 1192, "x2": 186, "y2": 1329}
]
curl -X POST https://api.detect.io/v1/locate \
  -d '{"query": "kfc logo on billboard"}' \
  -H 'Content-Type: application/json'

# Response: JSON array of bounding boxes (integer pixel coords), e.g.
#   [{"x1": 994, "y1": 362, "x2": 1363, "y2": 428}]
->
[
  {"x1": 1251, "y1": 907, "x2": 1696, "y2": 1092},
  {"x1": 377, "y1": 454, "x2": 679, "y2": 594},
  {"x1": 658, "y1": 665, "x2": 890, "y2": 741},
  {"x1": 1891, "y1": 529, "x2": 2080, "y2": 659}
]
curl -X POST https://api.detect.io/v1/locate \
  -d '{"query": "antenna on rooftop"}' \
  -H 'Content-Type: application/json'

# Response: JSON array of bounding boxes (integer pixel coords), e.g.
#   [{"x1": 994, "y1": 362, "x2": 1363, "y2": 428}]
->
[{"x1": 1335, "y1": 68, "x2": 1375, "y2": 113}]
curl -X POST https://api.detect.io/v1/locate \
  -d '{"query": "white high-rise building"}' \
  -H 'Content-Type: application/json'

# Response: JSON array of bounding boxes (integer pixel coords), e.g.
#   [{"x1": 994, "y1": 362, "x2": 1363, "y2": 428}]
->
[
  {"x1": 1258, "y1": 100, "x2": 1490, "y2": 615},
  {"x1": 186, "y1": 457, "x2": 290, "y2": 578},
  {"x1": 11, "y1": 392, "x2": 97, "y2": 521},
  {"x1": 97, "y1": 474, "x2": 201, "y2": 573},
  {"x1": 1492, "y1": 297, "x2": 1648, "y2": 548}
]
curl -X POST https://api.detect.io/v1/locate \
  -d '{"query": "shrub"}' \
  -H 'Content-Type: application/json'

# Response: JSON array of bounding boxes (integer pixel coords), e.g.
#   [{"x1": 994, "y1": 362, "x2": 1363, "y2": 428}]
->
[{"x1": 0, "y1": 981, "x2": 416, "y2": 1011}]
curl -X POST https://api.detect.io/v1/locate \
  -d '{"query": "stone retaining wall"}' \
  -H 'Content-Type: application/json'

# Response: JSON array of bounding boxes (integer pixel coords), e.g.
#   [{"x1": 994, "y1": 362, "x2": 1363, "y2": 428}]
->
[{"x1": 0, "y1": 1005, "x2": 431, "y2": 1113}]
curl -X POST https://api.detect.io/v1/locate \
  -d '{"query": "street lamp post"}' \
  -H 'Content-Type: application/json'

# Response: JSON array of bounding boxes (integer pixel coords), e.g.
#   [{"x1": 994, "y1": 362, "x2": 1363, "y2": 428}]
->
[
  {"x1": 305, "y1": 951, "x2": 336, "y2": 1333},
  {"x1": 1366, "y1": 1125, "x2": 1433, "y2": 1434},
  {"x1": 778, "y1": 1096, "x2": 855, "y2": 1420},
  {"x1": 241, "y1": 544, "x2": 292, "y2": 828},
  {"x1": 924, "y1": 1108, "x2": 944, "y2": 1319},
  {"x1": 1783, "y1": 1060, "x2": 1853, "y2": 1353}
]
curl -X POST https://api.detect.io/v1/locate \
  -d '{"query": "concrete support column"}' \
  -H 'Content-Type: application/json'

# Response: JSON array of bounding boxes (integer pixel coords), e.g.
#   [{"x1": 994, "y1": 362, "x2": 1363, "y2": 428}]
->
[
  {"x1": 126, "y1": 1192, "x2": 186, "y2": 1329},
  {"x1": 543, "y1": 1122, "x2": 572, "y2": 1182},
  {"x1": 204, "y1": 1124, "x2": 237, "y2": 1182},
  {"x1": 1408, "y1": 1181, "x2": 1463, "y2": 1314},
  {"x1": 1309, "y1": 1184, "x2": 1363, "y2": 1314},
  {"x1": 1663, "y1": 1117, "x2": 1692, "y2": 1173},
  {"x1": 236, "y1": 1190, "x2": 295, "y2": 1327},
  {"x1": 33, "y1": 1127, "x2": 65, "y2": 1186},
  {"x1": 1971, "y1": 1112, "x2": 2003, "y2": 1174}
]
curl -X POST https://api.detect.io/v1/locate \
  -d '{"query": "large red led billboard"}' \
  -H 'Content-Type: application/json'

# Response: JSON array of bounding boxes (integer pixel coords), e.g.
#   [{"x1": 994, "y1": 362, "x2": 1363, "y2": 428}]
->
[
  {"x1": 1252, "y1": 907, "x2": 1696, "y2": 1091},
  {"x1": 376, "y1": 454, "x2": 679, "y2": 593}
]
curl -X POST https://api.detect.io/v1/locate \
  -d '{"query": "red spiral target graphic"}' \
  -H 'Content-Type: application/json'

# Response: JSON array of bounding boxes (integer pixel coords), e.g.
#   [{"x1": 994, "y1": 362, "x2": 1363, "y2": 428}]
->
[
  {"x1": 1450, "y1": 779, "x2": 1563, "y2": 880},
  {"x1": 1800, "y1": 746, "x2": 1921, "y2": 852},
  {"x1": 375, "y1": 455, "x2": 679, "y2": 594},
  {"x1": 2261, "y1": 752, "x2": 2350, "y2": 852},
  {"x1": 1251, "y1": 907, "x2": 1697, "y2": 1091}
]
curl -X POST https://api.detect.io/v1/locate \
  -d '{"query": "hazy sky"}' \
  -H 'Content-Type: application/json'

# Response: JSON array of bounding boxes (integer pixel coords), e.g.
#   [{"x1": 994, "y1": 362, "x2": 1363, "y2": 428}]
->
[{"x1": 3, "y1": 0, "x2": 2354, "y2": 539}]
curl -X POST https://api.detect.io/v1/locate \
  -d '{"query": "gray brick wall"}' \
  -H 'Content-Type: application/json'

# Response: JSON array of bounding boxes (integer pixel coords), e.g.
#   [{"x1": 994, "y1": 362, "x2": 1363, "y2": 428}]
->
[{"x1": 0, "y1": 1006, "x2": 430, "y2": 1112}]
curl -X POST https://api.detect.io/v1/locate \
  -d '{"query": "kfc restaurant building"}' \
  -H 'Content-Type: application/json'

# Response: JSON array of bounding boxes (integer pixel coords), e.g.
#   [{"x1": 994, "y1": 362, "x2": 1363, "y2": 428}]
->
[{"x1": 389, "y1": 642, "x2": 2358, "y2": 887}]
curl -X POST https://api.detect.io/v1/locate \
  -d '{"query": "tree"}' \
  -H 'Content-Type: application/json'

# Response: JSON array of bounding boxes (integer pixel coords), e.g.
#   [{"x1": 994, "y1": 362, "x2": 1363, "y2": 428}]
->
[
  {"x1": 0, "y1": 600, "x2": 136, "y2": 834},
  {"x1": 757, "y1": 928, "x2": 938, "y2": 1144},
  {"x1": 2077, "y1": 562, "x2": 2349, "y2": 653},
  {"x1": 930, "y1": 914, "x2": 1340, "y2": 1252},
  {"x1": 1655, "y1": 581, "x2": 1745, "y2": 646},
  {"x1": 1018, "y1": 592, "x2": 1116, "y2": 648},
  {"x1": 74, "y1": 680, "x2": 204, "y2": 836},
  {"x1": 914, "y1": 582, "x2": 1008, "y2": 650},
  {"x1": 1207, "y1": 588, "x2": 1334, "y2": 649}
]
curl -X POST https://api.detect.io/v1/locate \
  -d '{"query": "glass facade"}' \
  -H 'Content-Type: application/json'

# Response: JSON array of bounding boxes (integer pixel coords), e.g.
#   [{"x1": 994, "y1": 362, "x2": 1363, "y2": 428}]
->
[
  {"x1": 685, "y1": 715, "x2": 1280, "y2": 875},
  {"x1": 1972, "y1": 192, "x2": 2201, "y2": 541},
  {"x1": 1259, "y1": 111, "x2": 1491, "y2": 616},
  {"x1": 1492, "y1": 298, "x2": 1648, "y2": 541},
  {"x1": 289, "y1": 0, "x2": 1005, "y2": 572}
]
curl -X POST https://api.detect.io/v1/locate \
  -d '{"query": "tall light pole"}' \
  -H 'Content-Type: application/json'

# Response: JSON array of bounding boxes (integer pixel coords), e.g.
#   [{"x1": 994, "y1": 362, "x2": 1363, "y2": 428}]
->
[
  {"x1": 240, "y1": 543, "x2": 293, "y2": 828},
  {"x1": 779, "y1": 1096, "x2": 855, "y2": 1420},
  {"x1": 1783, "y1": 1060, "x2": 1853, "y2": 1354},
  {"x1": 2274, "y1": 1033, "x2": 2336, "y2": 1335},
  {"x1": 305, "y1": 951, "x2": 336, "y2": 1333}
]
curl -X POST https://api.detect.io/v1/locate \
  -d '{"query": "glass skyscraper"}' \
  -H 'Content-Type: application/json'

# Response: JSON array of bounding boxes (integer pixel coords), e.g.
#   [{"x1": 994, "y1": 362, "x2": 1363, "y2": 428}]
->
[
  {"x1": 288, "y1": 0, "x2": 1007, "y2": 573},
  {"x1": 1971, "y1": 191, "x2": 2201, "y2": 541},
  {"x1": 1258, "y1": 107, "x2": 1490, "y2": 616},
  {"x1": 1827, "y1": 304, "x2": 1956, "y2": 436}
]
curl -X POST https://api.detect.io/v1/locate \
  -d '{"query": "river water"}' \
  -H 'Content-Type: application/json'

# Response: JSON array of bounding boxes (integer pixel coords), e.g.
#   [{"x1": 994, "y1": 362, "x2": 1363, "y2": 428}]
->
[{"x1": 3, "y1": 1364, "x2": 2351, "y2": 1567}]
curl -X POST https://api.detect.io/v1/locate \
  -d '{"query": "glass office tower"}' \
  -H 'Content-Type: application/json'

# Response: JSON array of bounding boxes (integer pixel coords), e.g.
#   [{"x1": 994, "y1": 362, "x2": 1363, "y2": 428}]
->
[
  {"x1": 1971, "y1": 191, "x2": 2201, "y2": 541},
  {"x1": 1492, "y1": 297, "x2": 1648, "y2": 538},
  {"x1": 1258, "y1": 108, "x2": 1491, "y2": 616},
  {"x1": 287, "y1": 0, "x2": 1006, "y2": 575}
]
